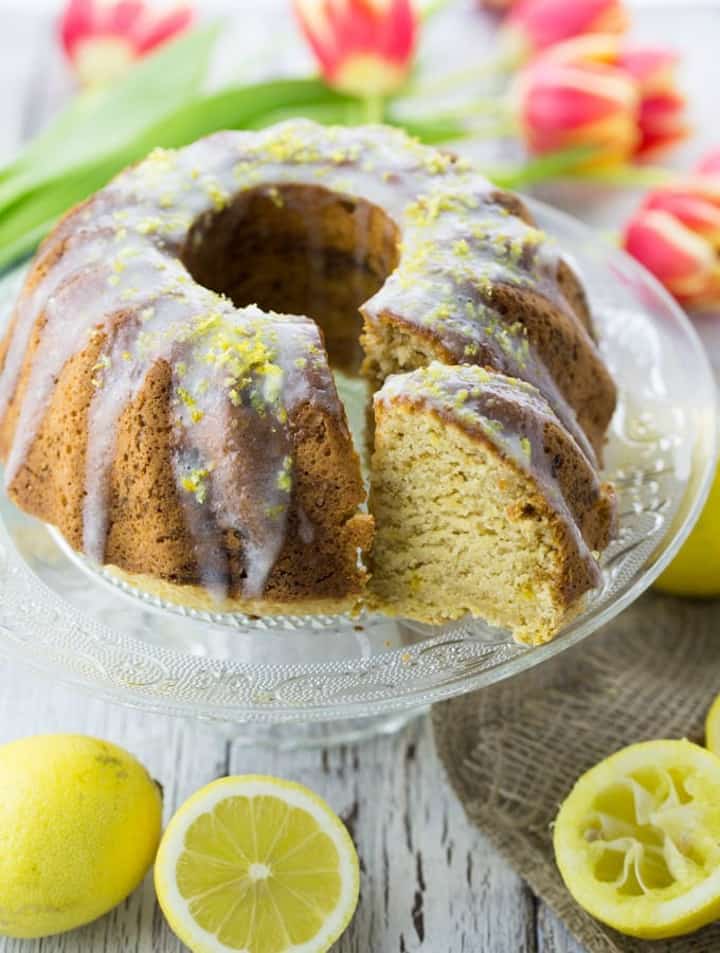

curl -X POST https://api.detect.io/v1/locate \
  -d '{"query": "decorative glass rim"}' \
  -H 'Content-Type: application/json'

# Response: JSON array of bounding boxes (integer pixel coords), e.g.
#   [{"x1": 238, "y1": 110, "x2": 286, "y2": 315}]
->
[{"x1": 0, "y1": 197, "x2": 715, "y2": 725}]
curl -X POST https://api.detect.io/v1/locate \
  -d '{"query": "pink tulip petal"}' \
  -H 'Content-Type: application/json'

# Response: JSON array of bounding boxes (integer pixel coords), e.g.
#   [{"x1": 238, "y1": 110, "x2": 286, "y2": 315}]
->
[
  {"x1": 136, "y1": 6, "x2": 194, "y2": 52},
  {"x1": 624, "y1": 209, "x2": 715, "y2": 298},
  {"x1": 635, "y1": 90, "x2": 688, "y2": 158},
  {"x1": 106, "y1": 1, "x2": 145, "y2": 36},
  {"x1": 617, "y1": 46, "x2": 678, "y2": 92},
  {"x1": 293, "y1": 0, "x2": 416, "y2": 95},
  {"x1": 507, "y1": 0, "x2": 627, "y2": 54},
  {"x1": 644, "y1": 190, "x2": 720, "y2": 245},
  {"x1": 59, "y1": 0, "x2": 193, "y2": 79},
  {"x1": 60, "y1": 0, "x2": 97, "y2": 56},
  {"x1": 697, "y1": 148, "x2": 720, "y2": 178},
  {"x1": 518, "y1": 56, "x2": 637, "y2": 159}
]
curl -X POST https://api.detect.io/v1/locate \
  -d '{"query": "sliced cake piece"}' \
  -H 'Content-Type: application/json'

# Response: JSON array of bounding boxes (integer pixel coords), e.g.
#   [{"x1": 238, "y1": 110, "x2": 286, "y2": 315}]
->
[{"x1": 368, "y1": 364, "x2": 616, "y2": 644}]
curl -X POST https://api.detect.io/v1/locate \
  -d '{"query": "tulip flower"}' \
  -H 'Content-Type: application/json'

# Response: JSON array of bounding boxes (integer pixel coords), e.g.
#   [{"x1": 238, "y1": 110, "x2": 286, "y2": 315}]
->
[
  {"x1": 505, "y1": 0, "x2": 628, "y2": 58},
  {"x1": 516, "y1": 34, "x2": 687, "y2": 167},
  {"x1": 515, "y1": 43, "x2": 638, "y2": 166},
  {"x1": 617, "y1": 47, "x2": 687, "y2": 159},
  {"x1": 623, "y1": 181, "x2": 720, "y2": 310},
  {"x1": 60, "y1": 0, "x2": 193, "y2": 87},
  {"x1": 293, "y1": 0, "x2": 417, "y2": 101},
  {"x1": 697, "y1": 148, "x2": 720, "y2": 178}
]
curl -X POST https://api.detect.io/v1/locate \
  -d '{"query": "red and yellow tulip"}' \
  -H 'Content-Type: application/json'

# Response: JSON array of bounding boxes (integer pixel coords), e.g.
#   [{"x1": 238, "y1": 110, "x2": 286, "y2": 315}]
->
[
  {"x1": 616, "y1": 47, "x2": 687, "y2": 159},
  {"x1": 697, "y1": 148, "x2": 720, "y2": 178},
  {"x1": 505, "y1": 0, "x2": 628, "y2": 57},
  {"x1": 516, "y1": 34, "x2": 687, "y2": 166},
  {"x1": 60, "y1": 0, "x2": 193, "y2": 87},
  {"x1": 623, "y1": 154, "x2": 720, "y2": 310},
  {"x1": 293, "y1": 0, "x2": 417, "y2": 99}
]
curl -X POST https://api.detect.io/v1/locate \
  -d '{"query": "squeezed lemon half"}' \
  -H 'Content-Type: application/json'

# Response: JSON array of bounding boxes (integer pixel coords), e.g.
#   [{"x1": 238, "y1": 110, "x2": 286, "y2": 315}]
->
[
  {"x1": 154, "y1": 775, "x2": 359, "y2": 953},
  {"x1": 706, "y1": 695, "x2": 720, "y2": 757},
  {"x1": 553, "y1": 739, "x2": 720, "y2": 939}
]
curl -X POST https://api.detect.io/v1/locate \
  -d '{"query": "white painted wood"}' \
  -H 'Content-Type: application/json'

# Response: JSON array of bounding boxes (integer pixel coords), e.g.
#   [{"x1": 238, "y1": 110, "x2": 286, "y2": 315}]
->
[
  {"x1": 536, "y1": 906, "x2": 588, "y2": 953},
  {"x1": 0, "y1": 663, "x2": 228, "y2": 952},
  {"x1": 0, "y1": 665, "x2": 539, "y2": 952},
  {"x1": 229, "y1": 717, "x2": 537, "y2": 953}
]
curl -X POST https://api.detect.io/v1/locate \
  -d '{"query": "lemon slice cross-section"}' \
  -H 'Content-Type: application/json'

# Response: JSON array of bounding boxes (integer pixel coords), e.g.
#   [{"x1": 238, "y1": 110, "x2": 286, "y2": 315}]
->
[
  {"x1": 155, "y1": 775, "x2": 359, "y2": 953},
  {"x1": 553, "y1": 739, "x2": 720, "y2": 939}
]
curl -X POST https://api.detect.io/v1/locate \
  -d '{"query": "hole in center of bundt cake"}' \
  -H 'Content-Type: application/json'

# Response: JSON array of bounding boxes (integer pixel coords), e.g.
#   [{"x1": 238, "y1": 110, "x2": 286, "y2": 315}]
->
[{"x1": 181, "y1": 184, "x2": 400, "y2": 375}]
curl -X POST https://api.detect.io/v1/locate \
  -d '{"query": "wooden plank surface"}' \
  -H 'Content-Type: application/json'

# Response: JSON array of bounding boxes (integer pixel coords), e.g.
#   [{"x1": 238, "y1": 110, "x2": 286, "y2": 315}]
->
[{"x1": 0, "y1": 665, "x2": 540, "y2": 952}]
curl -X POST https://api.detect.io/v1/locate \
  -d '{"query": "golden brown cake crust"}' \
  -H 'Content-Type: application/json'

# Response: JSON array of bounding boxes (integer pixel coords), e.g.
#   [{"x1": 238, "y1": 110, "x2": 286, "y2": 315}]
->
[{"x1": 0, "y1": 120, "x2": 616, "y2": 620}]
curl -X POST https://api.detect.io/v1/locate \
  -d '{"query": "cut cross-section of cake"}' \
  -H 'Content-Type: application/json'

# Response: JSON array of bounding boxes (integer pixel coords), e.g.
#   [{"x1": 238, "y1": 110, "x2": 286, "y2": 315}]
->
[{"x1": 368, "y1": 363, "x2": 616, "y2": 643}]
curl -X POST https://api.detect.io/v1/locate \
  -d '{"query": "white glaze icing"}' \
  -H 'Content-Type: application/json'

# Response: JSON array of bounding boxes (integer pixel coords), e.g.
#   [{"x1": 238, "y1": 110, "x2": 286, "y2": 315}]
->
[{"x1": 0, "y1": 119, "x2": 607, "y2": 598}]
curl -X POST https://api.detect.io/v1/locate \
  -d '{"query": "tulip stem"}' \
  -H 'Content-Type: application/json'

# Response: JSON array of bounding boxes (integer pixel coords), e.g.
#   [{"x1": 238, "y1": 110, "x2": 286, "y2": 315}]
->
[
  {"x1": 564, "y1": 164, "x2": 678, "y2": 188},
  {"x1": 394, "y1": 96, "x2": 508, "y2": 119},
  {"x1": 420, "y1": 0, "x2": 453, "y2": 20},
  {"x1": 466, "y1": 117, "x2": 519, "y2": 138},
  {"x1": 364, "y1": 95, "x2": 384, "y2": 124},
  {"x1": 480, "y1": 145, "x2": 600, "y2": 189},
  {"x1": 409, "y1": 47, "x2": 521, "y2": 99}
]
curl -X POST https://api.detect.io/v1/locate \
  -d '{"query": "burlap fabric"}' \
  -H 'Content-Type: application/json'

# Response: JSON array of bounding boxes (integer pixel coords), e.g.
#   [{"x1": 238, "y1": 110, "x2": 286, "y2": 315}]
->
[{"x1": 433, "y1": 592, "x2": 720, "y2": 952}]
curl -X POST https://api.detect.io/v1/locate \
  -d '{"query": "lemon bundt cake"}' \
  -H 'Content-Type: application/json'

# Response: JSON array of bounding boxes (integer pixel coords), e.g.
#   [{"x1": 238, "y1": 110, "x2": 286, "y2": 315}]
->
[
  {"x1": 0, "y1": 120, "x2": 616, "y2": 636},
  {"x1": 369, "y1": 364, "x2": 616, "y2": 642}
]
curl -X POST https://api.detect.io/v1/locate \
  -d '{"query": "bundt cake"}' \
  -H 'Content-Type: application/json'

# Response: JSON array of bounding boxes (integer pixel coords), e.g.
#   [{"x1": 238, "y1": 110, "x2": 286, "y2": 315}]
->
[
  {"x1": 0, "y1": 119, "x2": 617, "y2": 638},
  {"x1": 369, "y1": 364, "x2": 616, "y2": 643}
]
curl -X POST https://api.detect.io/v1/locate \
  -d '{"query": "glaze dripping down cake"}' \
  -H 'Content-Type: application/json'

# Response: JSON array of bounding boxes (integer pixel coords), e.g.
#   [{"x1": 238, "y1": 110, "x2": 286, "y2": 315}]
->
[{"x1": 0, "y1": 120, "x2": 617, "y2": 642}]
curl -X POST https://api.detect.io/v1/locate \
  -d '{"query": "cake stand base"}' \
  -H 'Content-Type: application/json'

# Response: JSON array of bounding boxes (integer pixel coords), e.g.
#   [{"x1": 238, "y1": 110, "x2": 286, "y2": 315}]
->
[{"x1": 227, "y1": 707, "x2": 429, "y2": 749}]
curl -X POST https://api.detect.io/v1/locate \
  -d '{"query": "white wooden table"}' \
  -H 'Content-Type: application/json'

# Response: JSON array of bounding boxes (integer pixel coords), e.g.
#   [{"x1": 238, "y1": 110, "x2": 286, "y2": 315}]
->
[{"x1": 0, "y1": 2, "x2": 717, "y2": 950}]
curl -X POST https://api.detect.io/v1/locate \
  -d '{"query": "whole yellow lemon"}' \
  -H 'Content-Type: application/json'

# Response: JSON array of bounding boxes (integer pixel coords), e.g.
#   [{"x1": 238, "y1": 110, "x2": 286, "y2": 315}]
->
[
  {"x1": 0, "y1": 734, "x2": 162, "y2": 938},
  {"x1": 655, "y1": 462, "x2": 720, "y2": 596}
]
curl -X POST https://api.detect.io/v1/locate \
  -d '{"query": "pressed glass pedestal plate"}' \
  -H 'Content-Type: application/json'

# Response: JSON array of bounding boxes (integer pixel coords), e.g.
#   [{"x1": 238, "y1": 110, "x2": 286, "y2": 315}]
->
[{"x1": 0, "y1": 200, "x2": 715, "y2": 746}]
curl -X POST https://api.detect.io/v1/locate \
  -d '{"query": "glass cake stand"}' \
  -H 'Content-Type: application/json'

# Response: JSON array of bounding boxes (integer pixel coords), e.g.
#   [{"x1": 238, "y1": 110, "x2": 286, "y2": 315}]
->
[{"x1": 0, "y1": 198, "x2": 715, "y2": 745}]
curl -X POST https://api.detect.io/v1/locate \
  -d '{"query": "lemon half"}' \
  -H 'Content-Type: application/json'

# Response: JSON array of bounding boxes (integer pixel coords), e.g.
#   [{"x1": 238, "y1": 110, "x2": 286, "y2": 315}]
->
[
  {"x1": 553, "y1": 739, "x2": 720, "y2": 939},
  {"x1": 154, "y1": 775, "x2": 359, "y2": 953}
]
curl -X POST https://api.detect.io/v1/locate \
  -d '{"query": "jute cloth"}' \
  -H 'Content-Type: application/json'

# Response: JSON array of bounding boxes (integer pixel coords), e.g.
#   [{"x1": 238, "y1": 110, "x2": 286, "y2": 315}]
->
[{"x1": 432, "y1": 592, "x2": 720, "y2": 952}]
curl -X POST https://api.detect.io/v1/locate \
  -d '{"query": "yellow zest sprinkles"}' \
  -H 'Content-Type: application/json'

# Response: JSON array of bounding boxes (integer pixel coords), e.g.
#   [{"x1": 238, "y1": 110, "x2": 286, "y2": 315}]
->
[
  {"x1": 405, "y1": 191, "x2": 480, "y2": 227},
  {"x1": 276, "y1": 455, "x2": 293, "y2": 493},
  {"x1": 180, "y1": 467, "x2": 212, "y2": 504},
  {"x1": 90, "y1": 353, "x2": 111, "y2": 388},
  {"x1": 177, "y1": 386, "x2": 204, "y2": 423}
]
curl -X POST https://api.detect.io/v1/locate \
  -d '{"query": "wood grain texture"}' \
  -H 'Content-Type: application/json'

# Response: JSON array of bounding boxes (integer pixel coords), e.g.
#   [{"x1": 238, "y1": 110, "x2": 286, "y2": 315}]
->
[
  {"x1": 229, "y1": 720, "x2": 538, "y2": 953},
  {"x1": 0, "y1": 664, "x2": 542, "y2": 952},
  {"x1": 537, "y1": 907, "x2": 588, "y2": 953}
]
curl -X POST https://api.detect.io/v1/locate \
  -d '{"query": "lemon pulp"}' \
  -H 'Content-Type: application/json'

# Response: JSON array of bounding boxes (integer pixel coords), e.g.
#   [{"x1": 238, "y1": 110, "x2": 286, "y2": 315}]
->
[
  {"x1": 553, "y1": 740, "x2": 720, "y2": 939},
  {"x1": 155, "y1": 775, "x2": 359, "y2": 953}
]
